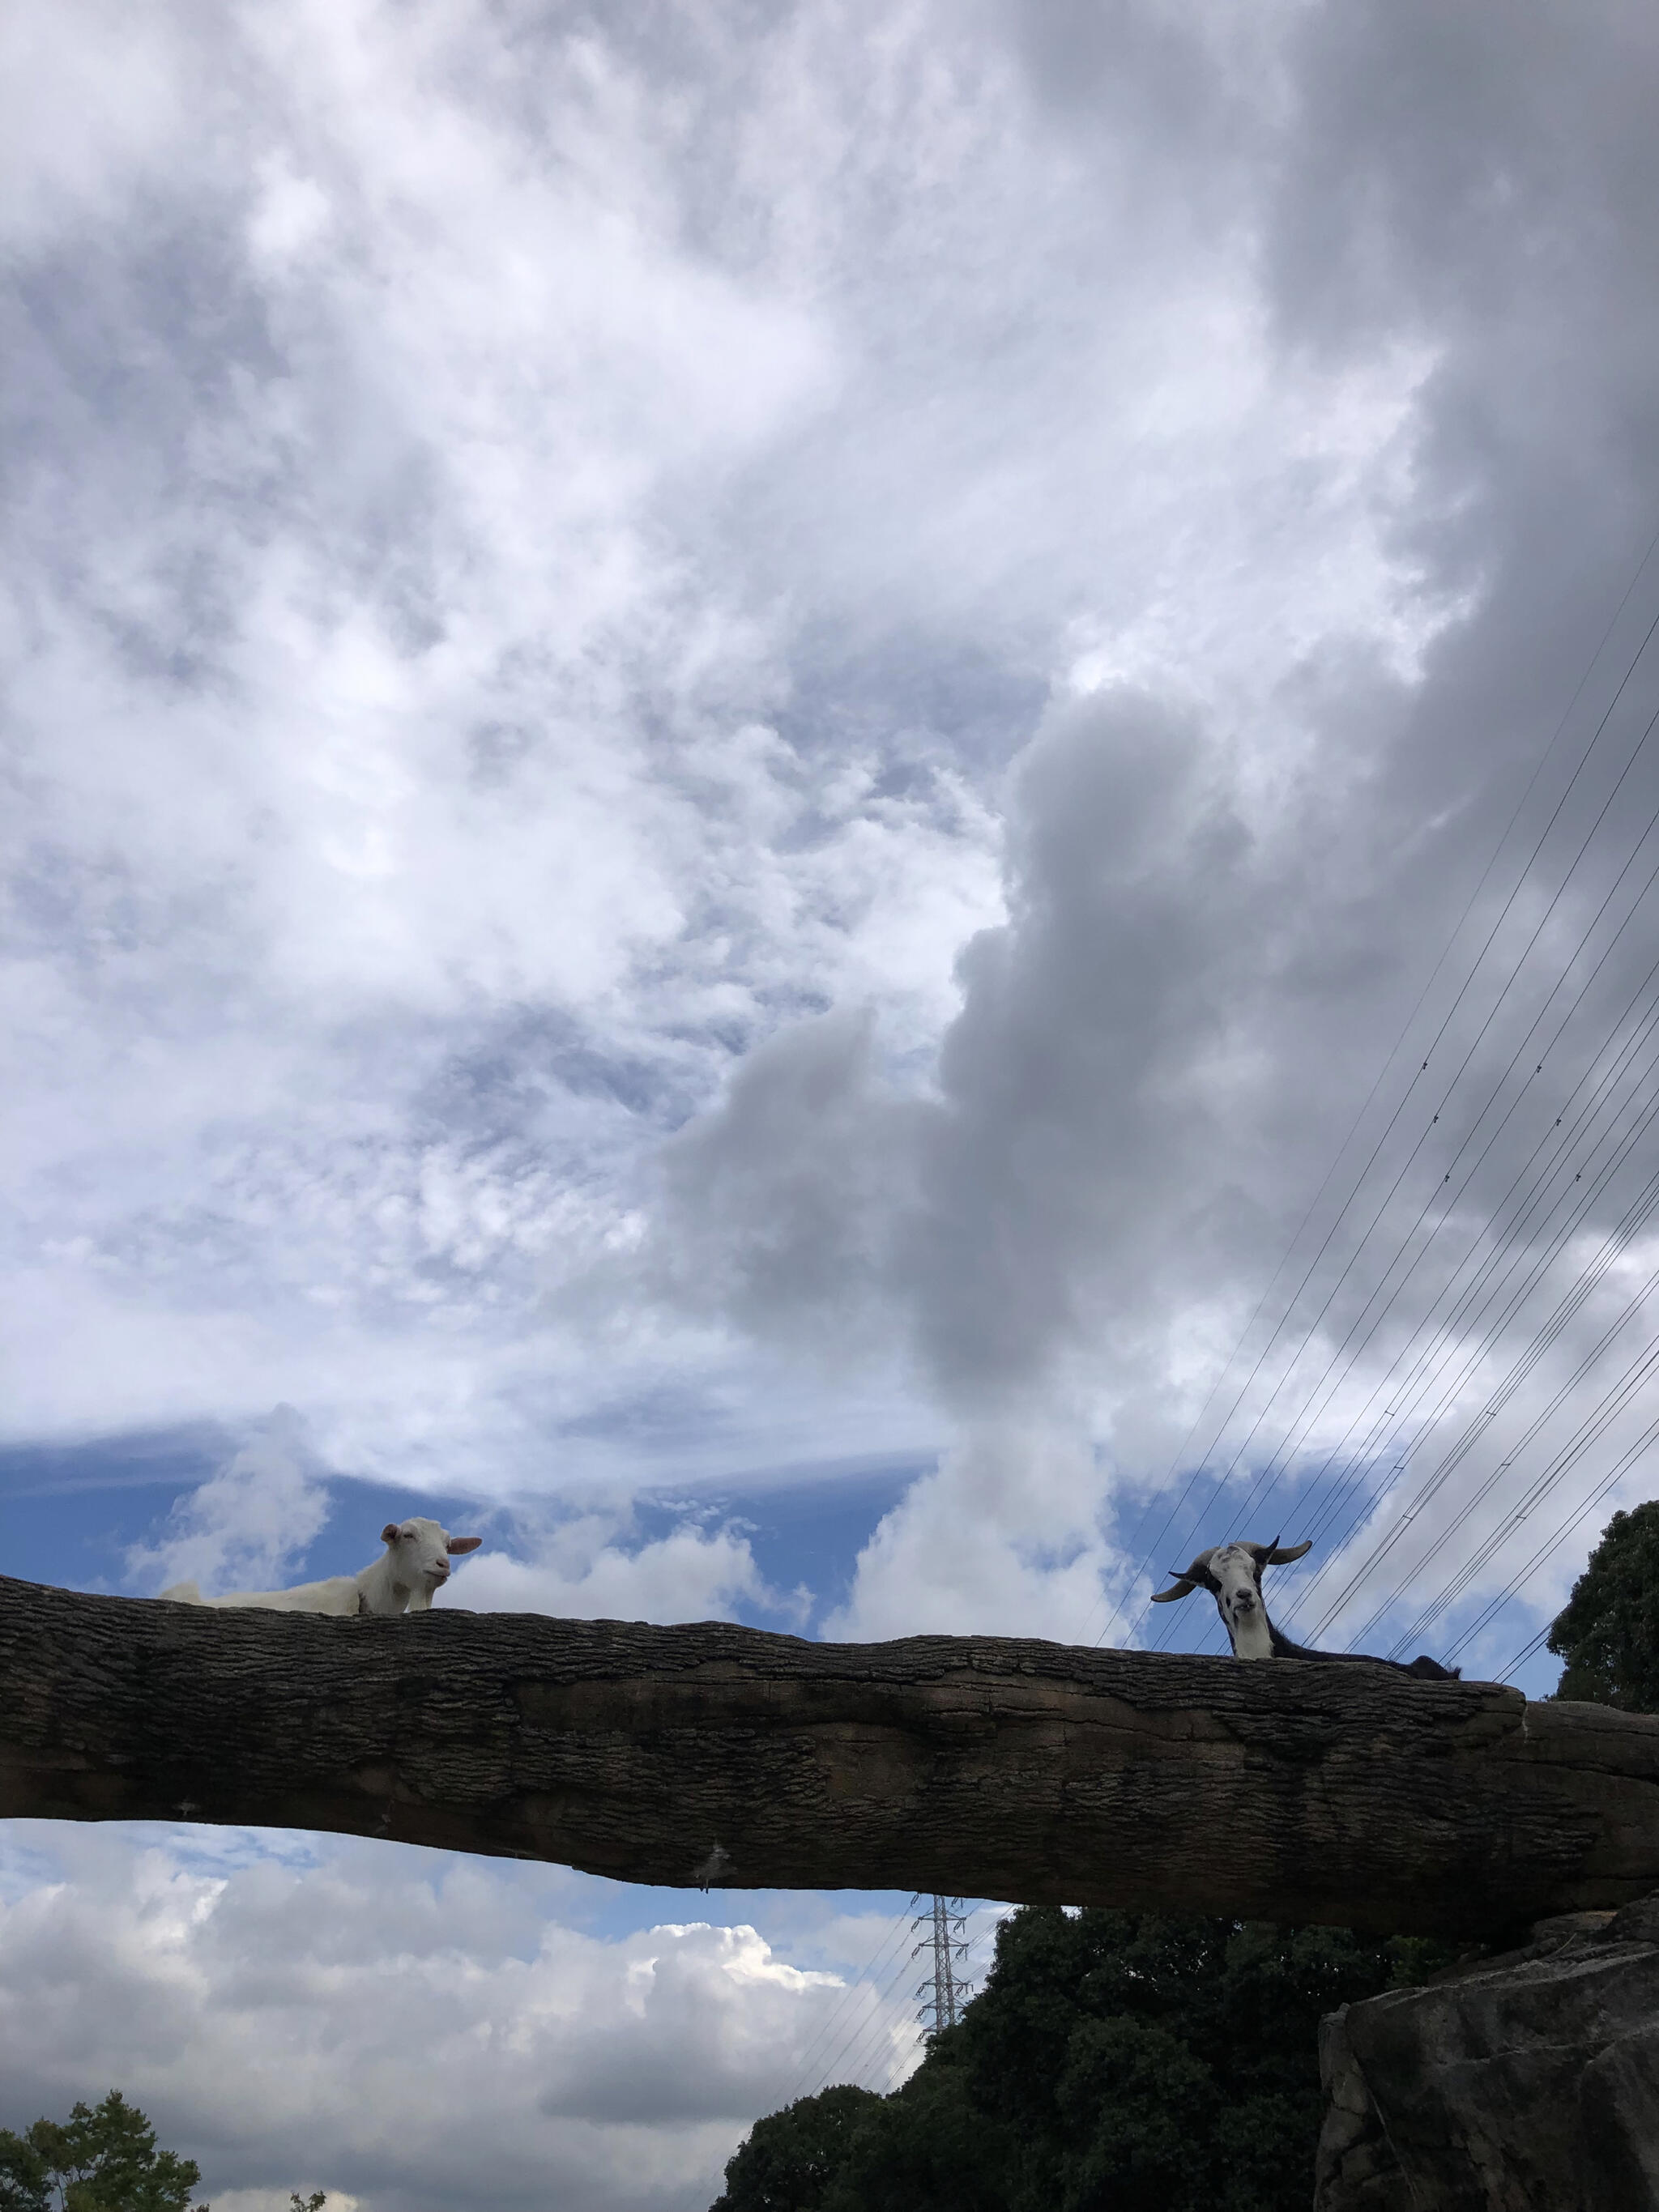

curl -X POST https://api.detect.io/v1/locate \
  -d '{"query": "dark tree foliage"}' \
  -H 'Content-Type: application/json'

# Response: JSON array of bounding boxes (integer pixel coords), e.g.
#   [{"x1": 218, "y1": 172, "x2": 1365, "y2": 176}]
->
[
  {"x1": 710, "y1": 2084, "x2": 883, "y2": 2212},
  {"x1": 1548, "y1": 1499, "x2": 1659, "y2": 1713},
  {"x1": 821, "y1": 2034, "x2": 1010, "y2": 2212},
  {"x1": 954, "y1": 1909, "x2": 1433, "y2": 2212},
  {"x1": 0, "y1": 2091, "x2": 205, "y2": 2212},
  {"x1": 710, "y1": 1911, "x2": 1468, "y2": 2212}
]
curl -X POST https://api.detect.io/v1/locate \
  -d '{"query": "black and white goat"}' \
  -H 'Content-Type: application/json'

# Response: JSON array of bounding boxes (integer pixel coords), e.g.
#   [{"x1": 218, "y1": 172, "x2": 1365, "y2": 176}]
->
[{"x1": 1149, "y1": 1539, "x2": 1460, "y2": 1680}]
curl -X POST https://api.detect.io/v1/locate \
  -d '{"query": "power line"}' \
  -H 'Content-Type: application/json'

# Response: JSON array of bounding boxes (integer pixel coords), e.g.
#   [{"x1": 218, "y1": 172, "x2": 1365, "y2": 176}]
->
[
  {"x1": 1099, "y1": 577, "x2": 1659, "y2": 1652},
  {"x1": 823, "y1": 1961, "x2": 928, "y2": 2095},
  {"x1": 1497, "y1": 1626, "x2": 1554, "y2": 1682},
  {"x1": 808, "y1": 1902, "x2": 998, "y2": 2096},
  {"x1": 1287, "y1": 1083, "x2": 1659, "y2": 1643},
  {"x1": 1213, "y1": 778, "x2": 1659, "y2": 1559},
  {"x1": 1434, "y1": 1415, "x2": 1659, "y2": 1666},
  {"x1": 1141, "y1": 707, "x2": 1659, "y2": 1658},
  {"x1": 806, "y1": 1937, "x2": 922, "y2": 2095},
  {"x1": 1371, "y1": 1290, "x2": 1659, "y2": 1654},
  {"x1": 1280, "y1": 979, "x2": 1659, "y2": 1572},
  {"x1": 1427, "y1": 1410, "x2": 1659, "y2": 1680},
  {"x1": 1359, "y1": 1311, "x2": 1659, "y2": 1665},
  {"x1": 1145, "y1": 1060, "x2": 1659, "y2": 1660},
  {"x1": 1196, "y1": 691, "x2": 1659, "y2": 1530},
  {"x1": 1269, "y1": 1146, "x2": 1659, "y2": 1670},
  {"x1": 1283, "y1": 1102, "x2": 1659, "y2": 1629},
  {"x1": 789, "y1": 1907, "x2": 912, "y2": 2097}
]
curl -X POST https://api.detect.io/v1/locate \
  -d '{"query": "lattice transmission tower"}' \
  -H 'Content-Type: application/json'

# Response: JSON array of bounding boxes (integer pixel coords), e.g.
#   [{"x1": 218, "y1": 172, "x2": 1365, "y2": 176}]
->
[{"x1": 911, "y1": 1894, "x2": 972, "y2": 2034}]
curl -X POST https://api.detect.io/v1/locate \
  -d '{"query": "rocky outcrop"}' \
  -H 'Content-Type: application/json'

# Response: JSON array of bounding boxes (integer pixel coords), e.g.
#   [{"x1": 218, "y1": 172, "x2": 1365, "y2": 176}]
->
[{"x1": 1316, "y1": 1894, "x2": 1659, "y2": 2210}]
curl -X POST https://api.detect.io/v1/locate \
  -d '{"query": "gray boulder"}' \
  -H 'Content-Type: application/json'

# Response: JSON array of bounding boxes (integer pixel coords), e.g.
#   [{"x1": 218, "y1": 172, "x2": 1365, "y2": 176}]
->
[{"x1": 1315, "y1": 1896, "x2": 1659, "y2": 2210}]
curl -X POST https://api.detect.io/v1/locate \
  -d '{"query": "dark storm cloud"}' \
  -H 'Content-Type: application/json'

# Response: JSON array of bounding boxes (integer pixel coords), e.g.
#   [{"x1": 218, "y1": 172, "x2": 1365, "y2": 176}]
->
[
  {"x1": 996, "y1": 0, "x2": 1275, "y2": 183},
  {"x1": 659, "y1": 675, "x2": 1456, "y2": 1430},
  {"x1": 655, "y1": 1006, "x2": 923, "y2": 1361},
  {"x1": 655, "y1": 0, "x2": 1659, "y2": 1648},
  {"x1": 1268, "y1": 1, "x2": 1659, "y2": 799},
  {"x1": 906, "y1": 692, "x2": 1270, "y2": 1409}
]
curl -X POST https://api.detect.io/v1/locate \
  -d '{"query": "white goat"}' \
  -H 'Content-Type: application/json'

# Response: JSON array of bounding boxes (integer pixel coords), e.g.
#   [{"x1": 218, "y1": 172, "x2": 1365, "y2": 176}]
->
[
  {"x1": 159, "y1": 1517, "x2": 482, "y2": 1617},
  {"x1": 1149, "y1": 1538, "x2": 1460, "y2": 1679}
]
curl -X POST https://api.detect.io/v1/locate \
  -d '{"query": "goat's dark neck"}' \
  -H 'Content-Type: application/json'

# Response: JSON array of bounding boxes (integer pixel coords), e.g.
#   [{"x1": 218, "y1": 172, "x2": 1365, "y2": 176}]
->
[
  {"x1": 1266, "y1": 1617, "x2": 1459, "y2": 1679},
  {"x1": 1269, "y1": 1621, "x2": 1360, "y2": 1662}
]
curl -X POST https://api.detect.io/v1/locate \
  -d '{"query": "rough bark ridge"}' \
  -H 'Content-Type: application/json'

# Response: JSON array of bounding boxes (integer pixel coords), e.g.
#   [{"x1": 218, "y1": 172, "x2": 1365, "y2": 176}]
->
[{"x1": 2, "y1": 1577, "x2": 1657, "y2": 1936}]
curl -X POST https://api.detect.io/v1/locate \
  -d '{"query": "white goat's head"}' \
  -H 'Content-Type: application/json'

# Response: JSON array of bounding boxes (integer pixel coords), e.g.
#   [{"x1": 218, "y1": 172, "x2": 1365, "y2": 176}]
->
[
  {"x1": 380, "y1": 1515, "x2": 482, "y2": 1598},
  {"x1": 1149, "y1": 1537, "x2": 1311, "y2": 1660}
]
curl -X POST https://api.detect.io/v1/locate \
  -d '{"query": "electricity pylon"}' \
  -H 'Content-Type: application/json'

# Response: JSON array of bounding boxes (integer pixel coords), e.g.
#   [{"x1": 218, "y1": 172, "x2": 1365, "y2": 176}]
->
[{"x1": 911, "y1": 1894, "x2": 971, "y2": 2034}]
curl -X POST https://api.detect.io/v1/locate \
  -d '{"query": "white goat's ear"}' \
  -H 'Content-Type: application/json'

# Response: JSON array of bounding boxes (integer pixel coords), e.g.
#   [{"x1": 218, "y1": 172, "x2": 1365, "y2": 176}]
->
[
  {"x1": 381, "y1": 1524, "x2": 401, "y2": 1545},
  {"x1": 1149, "y1": 1575, "x2": 1197, "y2": 1604},
  {"x1": 1265, "y1": 1539, "x2": 1312, "y2": 1565},
  {"x1": 446, "y1": 1536, "x2": 482, "y2": 1555}
]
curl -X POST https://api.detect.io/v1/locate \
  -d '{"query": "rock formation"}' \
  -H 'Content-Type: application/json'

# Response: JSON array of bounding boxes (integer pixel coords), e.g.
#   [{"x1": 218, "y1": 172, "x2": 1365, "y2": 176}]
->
[{"x1": 1316, "y1": 1894, "x2": 1659, "y2": 2210}]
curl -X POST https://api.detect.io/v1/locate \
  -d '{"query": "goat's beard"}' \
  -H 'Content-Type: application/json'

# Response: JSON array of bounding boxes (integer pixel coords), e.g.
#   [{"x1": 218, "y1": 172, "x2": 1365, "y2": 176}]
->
[{"x1": 1223, "y1": 1603, "x2": 1275, "y2": 1661}]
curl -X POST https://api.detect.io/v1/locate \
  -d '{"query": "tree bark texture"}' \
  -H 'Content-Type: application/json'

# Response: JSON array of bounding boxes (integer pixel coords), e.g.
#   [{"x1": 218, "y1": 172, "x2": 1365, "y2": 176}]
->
[{"x1": 2, "y1": 1576, "x2": 1657, "y2": 1936}]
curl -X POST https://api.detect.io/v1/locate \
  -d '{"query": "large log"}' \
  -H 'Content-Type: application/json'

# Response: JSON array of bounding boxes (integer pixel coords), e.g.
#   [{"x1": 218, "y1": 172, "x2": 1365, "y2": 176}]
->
[{"x1": 1, "y1": 1575, "x2": 1656, "y2": 1936}]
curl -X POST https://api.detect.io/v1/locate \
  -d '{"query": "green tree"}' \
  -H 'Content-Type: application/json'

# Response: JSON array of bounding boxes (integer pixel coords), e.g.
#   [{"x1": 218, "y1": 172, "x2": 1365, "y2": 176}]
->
[
  {"x1": 822, "y1": 2031, "x2": 1010, "y2": 2212},
  {"x1": 711, "y1": 1910, "x2": 1473, "y2": 2212},
  {"x1": 1548, "y1": 1498, "x2": 1659, "y2": 1712},
  {"x1": 711, "y1": 2084, "x2": 882, "y2": 2212},
  {"x1": 0, "y1": 2129, "x2": 49, "y2": 2212},
  {"x1": 956, "y1": 1909, "x2": 1438, "y2": 2212},
  {"x1": 0, "y1": 2092, "x2": 205, "y2": 2212}
]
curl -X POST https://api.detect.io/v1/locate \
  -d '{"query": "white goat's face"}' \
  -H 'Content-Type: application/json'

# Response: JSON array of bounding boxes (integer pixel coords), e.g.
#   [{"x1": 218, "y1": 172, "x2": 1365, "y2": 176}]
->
[
  {"x1": 1205, "y1": 1544, "x2": 1272, "y2": 1658},
  {"x1": 1147, "y1": 1536, "x2": 1311, "y2": 1660},
  {"x1": 380, "y1": 1516, "x2": 482, "y2": 1592}
]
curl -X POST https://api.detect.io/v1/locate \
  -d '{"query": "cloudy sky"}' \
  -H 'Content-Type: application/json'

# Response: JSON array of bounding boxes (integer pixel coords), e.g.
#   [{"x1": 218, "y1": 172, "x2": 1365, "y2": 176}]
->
[{"x1": 6, "y1": 0, "x2": 1659, "y2": 2204}]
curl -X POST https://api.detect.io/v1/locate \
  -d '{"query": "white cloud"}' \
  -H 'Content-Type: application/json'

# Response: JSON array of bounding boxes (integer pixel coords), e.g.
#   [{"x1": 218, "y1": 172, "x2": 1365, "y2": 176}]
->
[
  {"x1": 126, "y1": 1407, "x2": 329, "y2": 1596},
  {"x1": 0, "y1": 0, "x2": 193, "y2": 250},
  {"x1": 0, "y1": 1826, "x2": 914, "y2": 2212},
  {"x1": 449, "y1": 1509, "x2": 804, "y2": 1629},
  {"x1": 0, "y1": 0, "x2": 1431, "y2": 1485},
  {"x1": 825, "y1": 1421, "x2": 1123, "y2": 1643}
]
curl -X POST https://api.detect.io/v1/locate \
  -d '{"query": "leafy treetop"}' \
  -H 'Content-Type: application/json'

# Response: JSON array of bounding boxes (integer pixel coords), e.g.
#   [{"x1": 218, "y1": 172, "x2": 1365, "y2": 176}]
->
[
  {"x1": 1548, "y1": 1498, "x2": 1659, "y2": 1712},
  {"x1": 0, "y1": 2092, "x2": 205, "y2": 2212}
]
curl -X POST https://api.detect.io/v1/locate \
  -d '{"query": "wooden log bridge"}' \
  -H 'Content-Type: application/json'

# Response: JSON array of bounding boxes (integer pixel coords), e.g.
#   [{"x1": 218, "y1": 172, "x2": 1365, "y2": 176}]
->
[{"x1": 2, "y1": 1576, "x2": 1657, "y2": 1937}]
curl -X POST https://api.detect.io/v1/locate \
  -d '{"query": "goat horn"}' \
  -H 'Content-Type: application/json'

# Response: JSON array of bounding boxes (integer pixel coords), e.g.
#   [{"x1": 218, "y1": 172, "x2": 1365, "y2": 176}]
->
[
  {"x1": 1149, "y1": 1574, "x2": 1196, "y2": 1603},
  {"x1": 1265, "y1": 1538, "x2": 1313, "y2": 1566}
]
